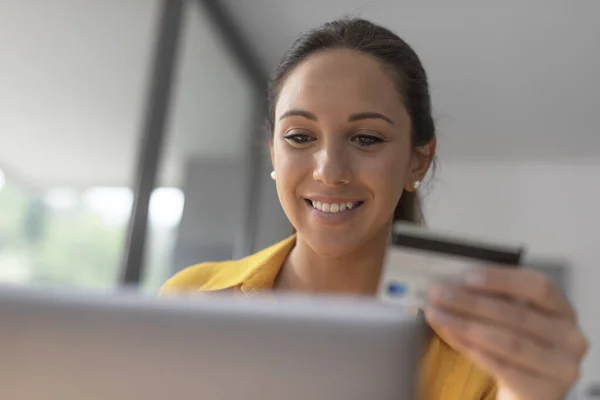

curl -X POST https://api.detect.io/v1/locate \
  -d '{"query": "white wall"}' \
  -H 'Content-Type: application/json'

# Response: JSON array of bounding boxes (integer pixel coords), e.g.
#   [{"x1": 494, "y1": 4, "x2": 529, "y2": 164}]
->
[
  {"x1": 160, "y1": 1, "x2": 253, "y2": 187},
  {"x1": 253, "y1": 151, "x2": 293, "y2": 251},
  {"x1": 172, "y1": 159, "x2": 245, "y2": 271},
  {"x1": 171, "y1": 153, "x2": 290, "y2": 272},
  {"x1": 422, "y1": 161, "x2": 600, "y2": 392}
]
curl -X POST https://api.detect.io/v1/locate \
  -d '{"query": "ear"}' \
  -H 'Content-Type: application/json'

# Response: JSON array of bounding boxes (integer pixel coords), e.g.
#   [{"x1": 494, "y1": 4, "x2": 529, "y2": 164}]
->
[{"x1": 404, "y1": 137, "x2": 437, "y2": 192}]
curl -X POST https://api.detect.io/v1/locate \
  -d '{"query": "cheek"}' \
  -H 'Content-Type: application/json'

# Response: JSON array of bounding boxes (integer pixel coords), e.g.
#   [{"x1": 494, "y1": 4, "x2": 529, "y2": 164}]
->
[
  {"x1": 356, "y1": 147, "x2": 409, "y2": 205},
  {"x1": 273, "y1": 141, "x2": 310, "y2": 203}
]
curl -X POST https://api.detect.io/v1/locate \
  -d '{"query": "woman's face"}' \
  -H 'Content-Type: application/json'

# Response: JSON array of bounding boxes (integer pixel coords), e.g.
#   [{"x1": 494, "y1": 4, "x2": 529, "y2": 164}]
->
[{"x1": 271, "y1": 49, "x2": 430, "y2": 256}]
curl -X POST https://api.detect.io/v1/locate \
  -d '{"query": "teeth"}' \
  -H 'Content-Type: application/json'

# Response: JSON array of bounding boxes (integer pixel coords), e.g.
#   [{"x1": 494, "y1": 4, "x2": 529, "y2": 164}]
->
[{"x1": 309, "y1": 201, "x2": 359, "y2": 213}]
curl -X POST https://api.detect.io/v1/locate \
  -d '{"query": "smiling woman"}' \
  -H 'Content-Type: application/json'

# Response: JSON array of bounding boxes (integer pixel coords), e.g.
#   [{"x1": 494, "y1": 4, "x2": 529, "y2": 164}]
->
[
  {"x1": 161, "y1": 18, "x2": 587, "y2": 400},
  {"x1": 268, "y1": 44, "x2": 434, "y2": 258}
]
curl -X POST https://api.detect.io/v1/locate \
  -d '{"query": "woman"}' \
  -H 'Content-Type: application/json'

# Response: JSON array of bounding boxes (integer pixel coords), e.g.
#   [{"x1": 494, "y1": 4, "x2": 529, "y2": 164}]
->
[{"x1": 161, "y1": 18, "x2": 587, "y2": 400}]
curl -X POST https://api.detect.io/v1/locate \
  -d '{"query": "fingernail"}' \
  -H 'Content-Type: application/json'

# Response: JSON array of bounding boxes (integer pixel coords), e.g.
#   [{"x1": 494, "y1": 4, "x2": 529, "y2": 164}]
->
[{"x1": 465, "y1": 269, "x2": 487, "y2": 286}]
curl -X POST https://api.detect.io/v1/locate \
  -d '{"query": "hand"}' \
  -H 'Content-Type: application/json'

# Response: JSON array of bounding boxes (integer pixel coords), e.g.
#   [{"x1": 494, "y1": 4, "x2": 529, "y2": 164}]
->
[{"x1": 425, "y1": 266, "x2": 588, "y2": 400}]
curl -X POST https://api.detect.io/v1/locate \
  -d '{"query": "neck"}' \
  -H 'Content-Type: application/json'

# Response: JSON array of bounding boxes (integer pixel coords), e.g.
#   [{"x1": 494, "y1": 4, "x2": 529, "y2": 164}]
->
[{"x1": 276, "y1": 226, "x2": 391, "y2": 296}]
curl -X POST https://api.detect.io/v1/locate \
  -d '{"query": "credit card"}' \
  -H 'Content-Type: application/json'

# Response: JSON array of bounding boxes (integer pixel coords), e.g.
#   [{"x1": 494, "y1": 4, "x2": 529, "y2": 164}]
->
[{"x1": 378, "y1": 223, "x2": 524, "y2": 309}]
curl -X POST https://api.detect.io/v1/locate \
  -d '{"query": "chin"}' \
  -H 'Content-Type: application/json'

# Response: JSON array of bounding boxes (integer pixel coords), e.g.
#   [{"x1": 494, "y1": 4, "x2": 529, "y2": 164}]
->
[{"x1": 302, "y1": 231, "x2": 365, "y2": 258}]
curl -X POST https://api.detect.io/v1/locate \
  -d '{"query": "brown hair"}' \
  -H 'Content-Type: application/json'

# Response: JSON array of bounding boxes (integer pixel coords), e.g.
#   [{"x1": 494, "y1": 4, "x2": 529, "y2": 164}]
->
[{"x1": 266, "y1": 18, "x2": 435, "y2": 224}]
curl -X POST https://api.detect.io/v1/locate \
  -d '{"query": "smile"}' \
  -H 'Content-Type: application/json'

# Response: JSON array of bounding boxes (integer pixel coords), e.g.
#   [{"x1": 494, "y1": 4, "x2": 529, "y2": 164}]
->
[{"x1": 304, "y1": 199, "x2": 364, "y2": 213}]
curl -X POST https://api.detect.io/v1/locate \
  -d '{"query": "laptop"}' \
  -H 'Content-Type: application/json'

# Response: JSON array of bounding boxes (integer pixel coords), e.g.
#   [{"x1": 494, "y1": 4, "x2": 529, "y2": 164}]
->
[{"x1": 0, "y1": 284, "x2": 425, "y2": 400}]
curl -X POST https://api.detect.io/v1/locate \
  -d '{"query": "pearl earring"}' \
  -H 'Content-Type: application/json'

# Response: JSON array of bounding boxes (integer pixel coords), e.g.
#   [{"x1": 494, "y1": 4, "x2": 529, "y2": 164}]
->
[
  {"x1": 270, "y1": 170, "x2": 276, "y2": 180},
  {"x1": 412, "y1": 180, "x2": 421, "y2": 190}
]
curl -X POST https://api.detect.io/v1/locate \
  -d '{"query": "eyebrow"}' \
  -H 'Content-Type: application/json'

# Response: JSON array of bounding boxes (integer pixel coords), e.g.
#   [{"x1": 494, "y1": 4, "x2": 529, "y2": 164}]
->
[
  {"x1": 348, "y1": 112, "x2": 394, "y2": 125},
  {"x1": 279, "y1": 109, "x2": 394, "y2": 125},
  {"x1": 278, "y1": 109, "x2": 317, "y2": 121}
]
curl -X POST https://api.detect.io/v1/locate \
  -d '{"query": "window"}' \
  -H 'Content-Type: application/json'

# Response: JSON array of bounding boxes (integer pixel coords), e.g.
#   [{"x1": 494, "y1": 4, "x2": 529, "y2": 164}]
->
[{"x1": 0, "y1": 0, "x2": 158, "y2": 289}]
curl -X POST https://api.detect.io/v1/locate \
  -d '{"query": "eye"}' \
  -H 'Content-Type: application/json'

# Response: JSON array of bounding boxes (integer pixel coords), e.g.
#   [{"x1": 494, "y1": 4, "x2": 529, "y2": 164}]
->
[
  {"x1": 283, "y1": 131, "x2": 315, "y2": 146},
  {"x1": 351, "y1": 133, "x2": 384, "y2": 147}
]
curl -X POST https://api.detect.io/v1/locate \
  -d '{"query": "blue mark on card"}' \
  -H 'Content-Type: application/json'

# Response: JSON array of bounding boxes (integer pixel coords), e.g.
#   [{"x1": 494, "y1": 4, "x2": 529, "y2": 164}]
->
[{"x1": 386, "y1": 281, "x2": 407, "y2": 296}]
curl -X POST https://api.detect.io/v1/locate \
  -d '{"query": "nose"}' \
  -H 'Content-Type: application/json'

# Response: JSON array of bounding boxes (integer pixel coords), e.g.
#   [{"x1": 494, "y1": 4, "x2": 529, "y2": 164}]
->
[{"x1": 312, "y1": 144, "x2": 352, "y2": 186}]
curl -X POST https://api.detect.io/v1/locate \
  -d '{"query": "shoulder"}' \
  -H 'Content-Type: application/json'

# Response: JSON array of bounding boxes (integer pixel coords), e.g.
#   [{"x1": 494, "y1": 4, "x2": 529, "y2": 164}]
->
[
  {"x1": 159, "y1": 235, "x2": 296, "y2": 296},
  {"x1": 159, "y1": 260, "x2": 244, "y2": 295}
]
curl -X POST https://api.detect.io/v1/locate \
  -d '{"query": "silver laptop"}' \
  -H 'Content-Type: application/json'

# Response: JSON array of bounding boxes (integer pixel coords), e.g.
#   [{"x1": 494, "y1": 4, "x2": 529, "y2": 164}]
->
[{"x1": 0, "y1": 285, "x2": 425, "y2": 400}]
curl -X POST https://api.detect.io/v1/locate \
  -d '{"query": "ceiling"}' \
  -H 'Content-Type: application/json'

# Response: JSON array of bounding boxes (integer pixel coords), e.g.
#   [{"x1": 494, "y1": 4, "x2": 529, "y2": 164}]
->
[
  {"x1": 0, "y1": 0, "x2": 598, "y2": 190},
  {"x1": 0, "y1": 0, "x2": 252, "y2": 190},
  {"x1": 222, "y1": 0, "x2": 600, "y2": 161}
]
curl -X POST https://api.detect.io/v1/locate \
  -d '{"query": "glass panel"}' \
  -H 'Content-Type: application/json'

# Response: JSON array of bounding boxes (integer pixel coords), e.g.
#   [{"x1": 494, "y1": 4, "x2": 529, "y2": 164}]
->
[
  {"x1": 0, "y1": 0, "x2": 158, "y2": 289},
  {"x1": 140, "y1": 3, "x2": 254, "y2": 292}
]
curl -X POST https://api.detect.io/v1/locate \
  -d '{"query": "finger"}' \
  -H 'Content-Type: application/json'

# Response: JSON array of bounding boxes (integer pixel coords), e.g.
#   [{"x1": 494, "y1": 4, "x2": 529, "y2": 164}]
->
[
  {"x1": 564, "y1": 326, "x2": 590, "y2": 359},
  {"x1": 464, "y1": 267, "x2": 574, "y2": 317},
  {"x1": 451, "y1": 335, "x2": 570, "y2": 400},
  {"x1": 425, "y1": 307, "x2": 581, "y2": 385},
  {"x1": 429, "y1": 283, "x2": 574, "y2": 348}
]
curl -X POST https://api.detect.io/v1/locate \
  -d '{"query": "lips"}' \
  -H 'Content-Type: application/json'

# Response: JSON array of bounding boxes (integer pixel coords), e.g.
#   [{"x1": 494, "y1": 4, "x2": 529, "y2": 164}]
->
[{"x1": 305, "y1": 199, "x2": 363, "y2": 213}]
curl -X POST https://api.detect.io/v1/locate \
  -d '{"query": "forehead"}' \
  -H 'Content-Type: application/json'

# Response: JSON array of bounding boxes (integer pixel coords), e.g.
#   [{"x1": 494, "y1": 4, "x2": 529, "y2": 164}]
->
[{"x1": 275, "y1": 49, "x2": 404, "y2": 118}]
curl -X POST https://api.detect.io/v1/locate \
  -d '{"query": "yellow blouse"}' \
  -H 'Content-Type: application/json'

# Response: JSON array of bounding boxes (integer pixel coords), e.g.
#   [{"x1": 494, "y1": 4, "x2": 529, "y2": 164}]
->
[{"x1": 160, "y1": 235, "x2": 497, "y2": 400}]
